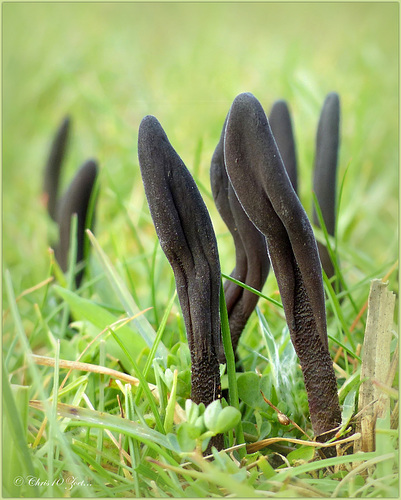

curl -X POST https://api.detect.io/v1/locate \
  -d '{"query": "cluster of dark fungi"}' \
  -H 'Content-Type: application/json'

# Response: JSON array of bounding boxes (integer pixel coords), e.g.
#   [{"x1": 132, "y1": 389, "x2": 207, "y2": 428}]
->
[{"x1": 44, "y1": 91, "x2": 342, "y2": 456}]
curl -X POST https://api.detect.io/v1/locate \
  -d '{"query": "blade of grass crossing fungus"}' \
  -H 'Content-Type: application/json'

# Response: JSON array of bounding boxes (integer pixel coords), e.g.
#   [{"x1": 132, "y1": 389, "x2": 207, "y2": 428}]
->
[
  {"x1": 87, "y1": 230, "x2": 168, "y2": 361},
  {"x1": 222, "y1": 272, "x2": 283, "y2": 308},
  {"x1": 219, "y1": 281, "x2": 245, "y2": 457}
]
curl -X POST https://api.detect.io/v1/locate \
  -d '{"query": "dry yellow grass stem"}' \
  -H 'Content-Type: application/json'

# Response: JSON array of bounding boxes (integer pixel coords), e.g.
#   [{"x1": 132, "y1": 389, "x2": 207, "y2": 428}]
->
[
  {"x1": 31, "y1": 354, "x2": 186, "y2": 423},
  {"x1": 355, "y1": 279, "x2": 396, "y2": 453}
]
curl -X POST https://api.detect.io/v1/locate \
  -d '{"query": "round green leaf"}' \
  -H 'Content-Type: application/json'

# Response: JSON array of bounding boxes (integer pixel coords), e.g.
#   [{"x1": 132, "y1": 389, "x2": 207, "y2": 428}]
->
[{"x1": 215, "y1": 406, "x2": 241, "y2": 433}]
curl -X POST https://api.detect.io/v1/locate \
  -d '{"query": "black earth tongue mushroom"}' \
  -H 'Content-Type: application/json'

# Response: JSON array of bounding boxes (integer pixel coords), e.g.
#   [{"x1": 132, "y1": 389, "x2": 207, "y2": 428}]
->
[
  {"x1": 43, "y1": 116, "x2": 71, "y2": 220},
  {"x1": 55, "y1": 159, "x2": 98, "y2": 288},
  {"x1": 138, "y1": 115, "x2": 223, "y2": 450},
  {"x1": 269, "y1": 100, "x2": 298, "y2": 193},
  {"x1": 224, "y1": 93, "x2": 341, "y2": 453},
  {"x1": 210, "y1": 116, "x2": 270, "y2": 363},
  {"x1": 312, "y1": 92, "x2": 340, "y2": 281}
]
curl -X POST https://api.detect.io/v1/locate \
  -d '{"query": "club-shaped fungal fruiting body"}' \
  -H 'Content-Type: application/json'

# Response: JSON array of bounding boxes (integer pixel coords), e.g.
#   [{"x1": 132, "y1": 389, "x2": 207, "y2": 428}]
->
[
  {"x1": 210, "y1": 116, "x2": 270, "y2": 363},
  {"x1": 43, "y1": 117, "x2": 98, "y2": 288},
  {"x1": 211, "y1": 99, "x2": 304, "y2": 363},
  {"x1": 55, "y1": 160, "x2": 98, "y2": 287},
  {"x1": 268, "y1": 99, "x2": 298, "y2": 193},
  {"x1": 43, "y1": 116, "x2": 71, "y2": 221},
  {"x1": 138, "y1": 115, "x2": 223, "y2": 450},
  {"x1": 313, "y1": 92, "x2": 340, "y2": 281},
  {"x1": 223, "y1": 93, "x2": 341, "y2": 448}
]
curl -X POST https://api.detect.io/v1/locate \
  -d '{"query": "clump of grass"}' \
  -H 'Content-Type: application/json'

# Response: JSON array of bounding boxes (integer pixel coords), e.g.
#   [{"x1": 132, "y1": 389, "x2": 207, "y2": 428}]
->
[{"x1": 3, "y1": 224, "x2": 398, "y2": 497}]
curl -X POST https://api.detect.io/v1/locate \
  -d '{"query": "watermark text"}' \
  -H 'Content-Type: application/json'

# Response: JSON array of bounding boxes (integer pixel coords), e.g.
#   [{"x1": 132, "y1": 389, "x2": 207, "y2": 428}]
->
[{"x1": 13, "y1": 475, "x2": 91, "y2": 490}]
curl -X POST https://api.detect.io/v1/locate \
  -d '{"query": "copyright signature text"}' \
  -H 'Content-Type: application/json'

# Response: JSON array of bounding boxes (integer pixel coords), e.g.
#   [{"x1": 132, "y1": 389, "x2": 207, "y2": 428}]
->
[{"x1": 13, "y1": 475, "x2": 91, "y2": 490}]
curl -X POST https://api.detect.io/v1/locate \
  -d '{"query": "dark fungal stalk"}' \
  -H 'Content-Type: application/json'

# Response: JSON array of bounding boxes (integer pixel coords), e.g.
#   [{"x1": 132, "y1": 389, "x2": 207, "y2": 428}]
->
[
  {"x1": 55, "y1": 160, "x2": 98, "y2": 287},
  {"x1": 42, "y1": 116, "x2": 71, "y2": 220},
  {"x1": 210, "y1": 116, "x2": 270, "y2": 363},
  {"x1": 138, "y1": 115, "x2": 223, "y2": 450},
  {"x1": 43, "y1": 117, "x2": 98, "y2": 288},
  {"x1": 312, "y1": 92, "x2": 340, "y2": 281},
  {"x1": 268, "y1": 100, "x2": 298, "y2": 193},
  {"x1": 210, "y1": 99, "x2": 299, "y2": 363},
  {"x1": 224, "y1": 93, "x2": 341, "y2": 448}
]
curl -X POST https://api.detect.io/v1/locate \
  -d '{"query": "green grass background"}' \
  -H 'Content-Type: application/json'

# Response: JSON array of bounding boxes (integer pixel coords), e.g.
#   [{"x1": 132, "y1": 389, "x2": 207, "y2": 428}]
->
[
  {"x1": 2, "y1": 2, "x2": 399, "y2": 497},
  {"x1": 3, "y1": 1, "x2": 398, "y2": 292}
]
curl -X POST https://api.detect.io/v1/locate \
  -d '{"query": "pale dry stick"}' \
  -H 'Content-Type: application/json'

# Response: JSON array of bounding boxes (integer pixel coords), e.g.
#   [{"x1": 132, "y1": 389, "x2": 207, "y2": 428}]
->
[
  {"x1": 372, "y1": 340, "x2": 399, "y2": 420},
  {"x1": 355, "y1": 279, "x2": 396, "y2": 453},
  {"x1": 31, "y1": 354, "x2": 186, "y2": 423},
  {"x1": 334, "y1": 260, "x2": 398, "y2": 365}
]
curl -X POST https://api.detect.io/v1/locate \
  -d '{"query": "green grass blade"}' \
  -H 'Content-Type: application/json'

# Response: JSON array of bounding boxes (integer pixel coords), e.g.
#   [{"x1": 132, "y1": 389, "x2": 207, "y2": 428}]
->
[
  {"x1": 139, "y1": 290, "x2": 177, "y2": 388},
  {"x1": 53, "y1": 285, "x2": 149, "y2": 369},
  {"x1": 107, "y1": 328, "x2": 165, "y2": 435},
  {"x1": 2, "y1": 366, "x2": 39, "y2": 497},
  {"x1": 222, "y1": 273, "x2": 283, "y2": 309},
  {"x1": 31, "y1": 401, "x2": 180, "y2": 460},
  {"x1": 219, "y1": 280, "x2": 245, "y2": 458},
  {"x1": 87, "y1": 229, "x2": 168, "y2": 361}
]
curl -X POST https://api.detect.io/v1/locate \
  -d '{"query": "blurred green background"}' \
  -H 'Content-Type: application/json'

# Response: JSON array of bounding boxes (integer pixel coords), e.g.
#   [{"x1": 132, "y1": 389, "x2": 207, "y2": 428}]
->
[{"x1": 3, "y1": 1, "x2": 399, "y2": 293}]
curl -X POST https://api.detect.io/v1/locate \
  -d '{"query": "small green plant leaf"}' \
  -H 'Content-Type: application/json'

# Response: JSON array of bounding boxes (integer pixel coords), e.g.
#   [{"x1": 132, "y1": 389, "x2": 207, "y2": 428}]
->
[
  {"x1": 204, "y1": 399, "x2": 223, "y2": 432},
  {"x1": 176, "y1": 423, "x2": 197, "y2": 452},
  {"x1": 185, "y1": 399, "x2": 200, "y2": 424},
  {"x1": 287, "y1": 445, "x2": 316, "y2": 465},
  {"x1": 214, "y1": 406, "x2": 241, "y2": 434},
  {"x1": 237, "y1": 372, "x2": 269, "y2": 410}
]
